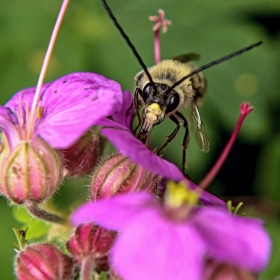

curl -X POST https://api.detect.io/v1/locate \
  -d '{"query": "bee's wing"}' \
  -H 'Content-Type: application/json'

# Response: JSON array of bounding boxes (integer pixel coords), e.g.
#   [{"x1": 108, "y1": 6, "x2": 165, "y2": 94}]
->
[
  {"x1": 172, "y1": 53, "x2": 200, "y2": 63},
  {"x1": 190, "y1": 102, "x2": 210, "y2": 152}
]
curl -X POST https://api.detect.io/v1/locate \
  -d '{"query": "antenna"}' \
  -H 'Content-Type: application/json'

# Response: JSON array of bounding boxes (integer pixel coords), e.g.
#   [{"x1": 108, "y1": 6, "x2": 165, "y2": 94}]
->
[
  {"x1": 166, "y1": 41, "x2": 263, "y2": 94},
  {"x1": 101, "y1": 0, "x2": 155, "y2": 88}
]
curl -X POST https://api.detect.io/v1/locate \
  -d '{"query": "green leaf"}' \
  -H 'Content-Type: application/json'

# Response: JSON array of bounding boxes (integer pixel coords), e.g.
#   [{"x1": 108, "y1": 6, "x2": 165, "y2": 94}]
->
[{"x1": 12, "y1": 207, "x2": 50, "y2": 239}]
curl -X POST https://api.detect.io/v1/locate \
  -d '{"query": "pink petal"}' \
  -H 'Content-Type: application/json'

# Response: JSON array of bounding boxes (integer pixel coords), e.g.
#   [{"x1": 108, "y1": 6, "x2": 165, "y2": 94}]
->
[
  {"x1": 5, "y1": 84, "x2": 49, "y2": 110},
  {"x1": 34, "y1": 72, "x2": 123, "y2": 148},
  {"x1": 111, "y1": 90, "x2": 134, "y2": 129},
  {"x1": 192, "y1": 207, "x2": 271, "y2": 272},
  {"x1": 71, "y1": 192, "x2": 154, "y2": 230},
  {"x1": 101, "y1": 128, "x2": 184, "y2": 181},
  {"x1": 199, "y1": 190, "x2": 227, "y2": 209},
  {"x1": 0, "y1": 107, "x2": 21, "y2": 147},
  {"x1": 111, "y1": 210, "x2": 205, "y2": 280},
  {"x1": 6, "y1": 73, "x2": 123, "y2": 149},
  {"x1": 181, "y1": 179, "x2": 227, "y2": 209}
]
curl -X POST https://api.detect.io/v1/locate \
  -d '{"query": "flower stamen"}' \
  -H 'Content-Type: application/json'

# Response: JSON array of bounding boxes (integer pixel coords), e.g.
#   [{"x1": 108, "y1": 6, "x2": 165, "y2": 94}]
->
[
  {"x1": 27, "y1": 0, "x2": 70, "y2": 139},
  {"x1": 149, "y1": 9, "x2": 171, "y2": 64},
  {"x1": 227, "y1": 200, "x2": 244, "y2": 215},
  {"x1": 164, "y1": 181, "x2": 200, "y2": 208},
  {"x1": 199, "y1": 102, "x2": 254, "y2": 189}
]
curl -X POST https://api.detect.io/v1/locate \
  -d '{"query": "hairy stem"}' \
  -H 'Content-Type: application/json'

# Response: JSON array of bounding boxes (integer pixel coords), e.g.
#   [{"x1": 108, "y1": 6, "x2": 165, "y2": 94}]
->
[
  {"x1": 80, "y1": 256, "x2": 95, "y2": 280},
  {"x1": 25, "y1": 200, "x2": 64, "y2": 224}
]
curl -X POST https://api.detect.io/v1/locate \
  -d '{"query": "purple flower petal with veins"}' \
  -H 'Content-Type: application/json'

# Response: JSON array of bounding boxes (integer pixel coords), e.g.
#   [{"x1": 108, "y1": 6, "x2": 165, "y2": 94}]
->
[
  {"x1": 72, "y1": 192, "x2": 271, "y2": 280},
  {"x1": 5, "y1": 72, "x2": 123, "y2": 149}
]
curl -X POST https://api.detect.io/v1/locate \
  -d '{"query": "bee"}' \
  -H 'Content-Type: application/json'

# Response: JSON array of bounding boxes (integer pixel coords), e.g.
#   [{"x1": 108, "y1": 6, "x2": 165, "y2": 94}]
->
[
  {"x1": 134, "y1": 55, "x2": 209, "y2": 173},
  {"x1": 101, "y1": 0, "x2": 262, "y2": 174}
]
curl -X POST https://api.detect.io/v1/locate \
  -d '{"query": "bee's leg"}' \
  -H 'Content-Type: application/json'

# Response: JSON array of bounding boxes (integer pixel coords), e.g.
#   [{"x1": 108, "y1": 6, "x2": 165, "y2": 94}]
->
[
  {"x1": 175, "y1": 112, "x2": 190, "y2": 176},
  {"x1": 155, "y1": 113, "x2": 181, "y2": 154},
  {"x1": 156, "y1": 112, "x2": 190, "y2": 176},
  {"x1": 133, "y1": 88, "x2": 142, "y2": 134}
]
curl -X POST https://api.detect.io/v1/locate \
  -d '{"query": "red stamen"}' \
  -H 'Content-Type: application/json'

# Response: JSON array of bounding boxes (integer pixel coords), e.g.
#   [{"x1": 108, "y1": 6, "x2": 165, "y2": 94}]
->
[
  {"x1": 149, "y1": 9, "x2": 171, "y2": 64},
  {"x1": 199, "y1": 102, "x2": 254, "y2": 189}
]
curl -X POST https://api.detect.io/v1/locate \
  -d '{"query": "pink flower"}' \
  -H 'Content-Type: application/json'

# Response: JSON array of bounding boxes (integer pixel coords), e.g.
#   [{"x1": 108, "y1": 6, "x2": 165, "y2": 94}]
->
[
  {"x1": 4, "y1": 72, "x2": 123, "y2": 149},
  {"x1": 0, "y1": 72, "x2": 123, "y2": 222},
  {"x1": 72, "y1": 192, "x2": 271, "y2": 280}
]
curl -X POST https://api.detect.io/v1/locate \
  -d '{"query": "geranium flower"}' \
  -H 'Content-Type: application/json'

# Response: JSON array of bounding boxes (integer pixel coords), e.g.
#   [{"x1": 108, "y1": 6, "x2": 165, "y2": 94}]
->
[
  {"x1": 72, "y1": 182, "x2": 271, "y2": 280},
  {"x1": 0, "y1": 72, "x2": 123, "y2": 222},
  {"x1": 0, "y1": 0, "x2": 124, "y2": 223},
  {"x1": 4, "y1": 72, "x2": 122, "y2": 149}
]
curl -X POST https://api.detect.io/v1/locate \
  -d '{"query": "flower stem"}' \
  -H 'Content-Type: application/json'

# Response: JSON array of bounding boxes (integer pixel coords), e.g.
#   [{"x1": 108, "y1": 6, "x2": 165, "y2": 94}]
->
[
  {"x1": 199, "y1": 103, "x2": 254, "y2": 189},
  {"x1": 25, "y1": 200, "x2": 64, "y2": 224},
  {"x1": 80, "y1": 256, "x2": 95, "y2": 280},
  {"x1": 27, "y1": 0, "x2": 70, "y2": 139}
]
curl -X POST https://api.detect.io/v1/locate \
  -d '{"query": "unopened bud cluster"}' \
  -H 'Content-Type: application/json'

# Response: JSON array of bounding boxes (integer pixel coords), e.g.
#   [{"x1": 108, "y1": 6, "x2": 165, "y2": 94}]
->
[{"x1": 8, "y1": 126, "x2": 162, "y2": 278}]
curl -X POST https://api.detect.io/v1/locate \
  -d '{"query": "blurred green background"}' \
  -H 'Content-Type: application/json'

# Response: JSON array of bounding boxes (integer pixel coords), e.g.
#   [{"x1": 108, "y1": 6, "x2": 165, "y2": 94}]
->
[{"x1": 0, "y1": 0, "x2": 280, "y2": 278}]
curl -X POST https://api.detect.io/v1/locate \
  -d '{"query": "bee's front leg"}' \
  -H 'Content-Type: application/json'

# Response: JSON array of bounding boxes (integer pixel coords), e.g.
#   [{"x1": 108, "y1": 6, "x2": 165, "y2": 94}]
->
[{"x1": 132, "y1": 87, "x2": 143, "y2": 134}]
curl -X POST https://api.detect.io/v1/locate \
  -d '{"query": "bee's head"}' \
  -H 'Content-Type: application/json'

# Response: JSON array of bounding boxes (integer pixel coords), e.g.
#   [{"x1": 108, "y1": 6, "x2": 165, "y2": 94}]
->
[{"x1": 140, "y1": 82, "x2": 180, "y2": 118}]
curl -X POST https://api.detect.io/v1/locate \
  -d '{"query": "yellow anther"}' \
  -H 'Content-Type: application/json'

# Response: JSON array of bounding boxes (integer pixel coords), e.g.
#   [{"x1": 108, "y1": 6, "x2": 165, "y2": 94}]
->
[
  {"x1": 164, "y1": 181, "x2": 199, "y2": 208},
  {"x1": 147, "y1": 103, "x2": 162, "y2": 116},
  {"x1": 36, "y1": 106, "x2": 43, "y2": 118}
]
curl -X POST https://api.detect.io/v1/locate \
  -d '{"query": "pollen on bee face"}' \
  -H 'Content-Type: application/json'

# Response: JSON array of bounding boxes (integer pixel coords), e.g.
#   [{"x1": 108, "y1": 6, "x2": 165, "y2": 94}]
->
[{"x1": 147, "y1": 103, "x2": 162, "y2": 116}]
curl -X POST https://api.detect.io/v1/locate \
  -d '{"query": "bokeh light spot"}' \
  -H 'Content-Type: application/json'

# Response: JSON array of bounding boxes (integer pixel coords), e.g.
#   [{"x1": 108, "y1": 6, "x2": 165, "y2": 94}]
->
[
  {"x1": 27, "y1": 49, "x2": 60, "y2": 76},
  {"x1": 235, "y1": 73, "x2": 258, "y2": 97}
]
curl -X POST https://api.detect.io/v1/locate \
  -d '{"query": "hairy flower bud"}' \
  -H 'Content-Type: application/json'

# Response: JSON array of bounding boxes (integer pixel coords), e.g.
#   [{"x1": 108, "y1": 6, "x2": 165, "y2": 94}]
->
[
  {"x1": 0, "y1": 137, "x2": 63, "y2": 204},
  {"x1": 0, "y1": 132, "x2": 11, "y2": 168},
  {"x1": 90, "y1": 153, "x2": 161, "y2": 200},
  {"x1": 15, "y1": 243, "x2": 74, "y2": 280},
  {"x1": 66, "y1": 223, "x2": 116, "y2": 273},
  {"x1": 63, "y1": 130, "x2": 104, "y2": 177}
]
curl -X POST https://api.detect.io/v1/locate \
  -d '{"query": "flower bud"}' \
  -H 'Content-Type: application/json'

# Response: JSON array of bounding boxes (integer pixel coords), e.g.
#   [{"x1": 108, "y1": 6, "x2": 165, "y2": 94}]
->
[
  {"x1": 63, "y1": 130, "x2": 105, "y2": 177},
  {"x1": 66, "y1": 222, "x2": 116, "y2": 266},
  {"x1": 0, "y1": 137, "x2": 63, "y2": 204},
  {"x1": 15, "y1": 243, "x2": 74, "y2": 280},
  {"x1": 90, "y1": 153, "x2": 161, "y2": 200},
  {"x1": 0, "y1": 132, "x2": 11, "y2": 167}
]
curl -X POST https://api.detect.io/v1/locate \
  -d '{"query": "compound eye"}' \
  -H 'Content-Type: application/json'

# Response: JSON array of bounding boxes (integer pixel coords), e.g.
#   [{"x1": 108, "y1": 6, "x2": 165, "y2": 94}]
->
[
  {"x1": 166, "y1": 93, "x2": 180, "y2": 114},
  {"x1": 142, "y1": 83, "x2": 154, "y2": 103}
]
